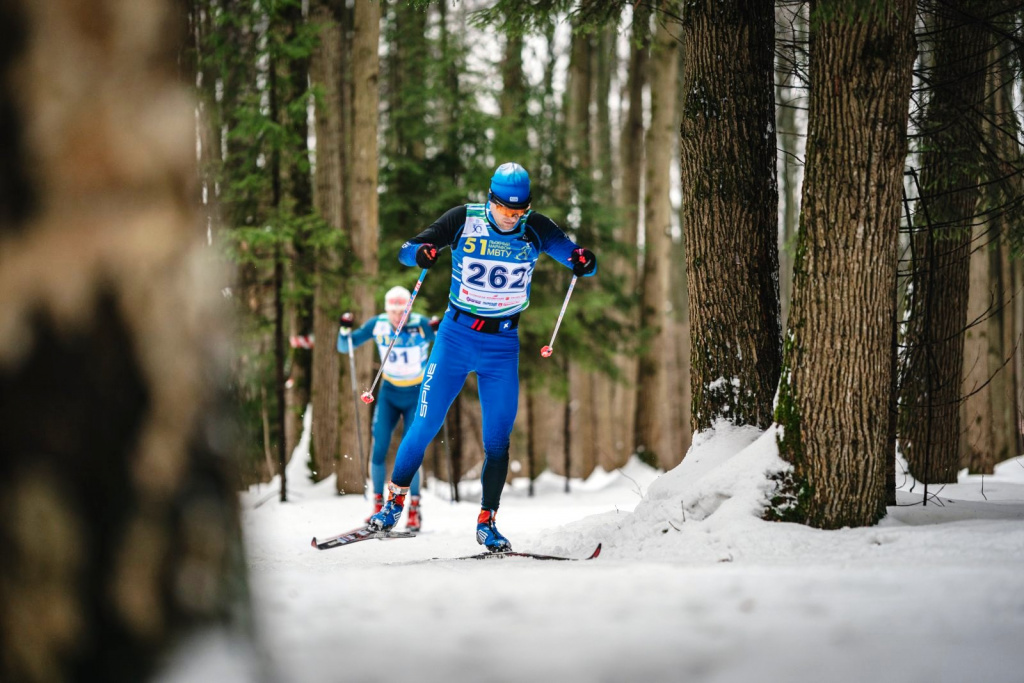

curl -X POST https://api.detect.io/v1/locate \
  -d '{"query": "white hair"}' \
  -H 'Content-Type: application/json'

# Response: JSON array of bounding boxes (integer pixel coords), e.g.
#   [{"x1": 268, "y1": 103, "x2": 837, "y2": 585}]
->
[{"x1": 384, "y1": 286, "x2": 411, "y2": 312}]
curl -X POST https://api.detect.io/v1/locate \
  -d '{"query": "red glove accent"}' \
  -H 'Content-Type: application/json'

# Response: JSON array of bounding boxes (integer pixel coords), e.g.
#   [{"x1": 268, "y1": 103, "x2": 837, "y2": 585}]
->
[
  {"x1": 570, "y1": 248, "x2": 596, "y2": 276},
  {"x1": 416, "y1": 244, "x2": 439, "y2": 269}
]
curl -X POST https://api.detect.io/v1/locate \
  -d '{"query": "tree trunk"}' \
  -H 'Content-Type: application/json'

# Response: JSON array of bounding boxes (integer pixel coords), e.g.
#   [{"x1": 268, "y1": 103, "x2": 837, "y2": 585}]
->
[
  {"x1": 0, "y1": 1, "x2": 250, "y2": 680},
  {"x1": 281, "y1": 1, "x2": 314, "y2": 464},
  {"x1": 590, "y1": 23, "x2": 619, "y2": 472},
  {"x1": 680, "y1": 0, "x2": 781, "y2": 432},
  {"x1": 612, "y1": 5, "x2": 649, "y2": 465},
  {"x1": 670, "y1": 209, "x2": 693, "y2": 464},
  {"x1": 336, "y1": 0, "x2": 381, "y2": 494},
  {"x1": 776, "y1": 0, "x2": 916, "y2": 529},
  {"x1": 899, "y1": 0, "x2": 993, "y2": 484},
  {"x1": 635, "y1": 11, "x2": 678, "y2": 467},
  {"x1": 962, "y1": 215, "x2": 994, "y2": 472},
  {"x1": 564, "y1": 25, "x2": 598, "y2": 478},
  {"x1": 309, "y1": 1, "x2": 345, "y2": 483},
  {"x1": 984, "y1": 29, "x2": 1020, "y2": 469}
]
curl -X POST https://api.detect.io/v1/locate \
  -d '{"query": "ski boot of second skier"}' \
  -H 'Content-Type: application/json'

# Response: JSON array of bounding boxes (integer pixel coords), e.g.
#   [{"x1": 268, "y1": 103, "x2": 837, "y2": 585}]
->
[
  {"x1": 476, "y1": 509, "x2": 511, "y2": 552},
  {"x1": 406, "y1": 495, "x2": 422, "y2": 532},
  {"x1": 368, "y1": 482, "x2": 408, "y2": 532}
]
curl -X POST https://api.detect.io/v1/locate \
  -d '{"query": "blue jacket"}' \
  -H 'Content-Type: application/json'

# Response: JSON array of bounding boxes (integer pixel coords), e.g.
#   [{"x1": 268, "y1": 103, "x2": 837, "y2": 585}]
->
[
  {"x1": 337, "y1": 313, "x2": 435, "y2": 387},
  {"x1": 398, "y1": 204, "x2": 595, "y2": 318}
]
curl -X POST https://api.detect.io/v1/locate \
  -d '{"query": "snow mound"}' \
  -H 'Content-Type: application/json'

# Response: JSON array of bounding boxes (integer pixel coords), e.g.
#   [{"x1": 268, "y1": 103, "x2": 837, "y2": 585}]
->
[
  {"x1": 635, "y1": 421, "x2": 779, "y2": 526},
  {"x1": 533, "y1": 421, "x2": 790, "y2": 561}
]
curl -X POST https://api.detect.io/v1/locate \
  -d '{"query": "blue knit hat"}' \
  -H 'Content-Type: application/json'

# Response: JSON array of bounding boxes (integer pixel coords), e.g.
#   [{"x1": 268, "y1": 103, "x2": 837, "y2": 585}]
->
[{"x1": 489, "y1": 162, "x2": 531, "y2": 209}]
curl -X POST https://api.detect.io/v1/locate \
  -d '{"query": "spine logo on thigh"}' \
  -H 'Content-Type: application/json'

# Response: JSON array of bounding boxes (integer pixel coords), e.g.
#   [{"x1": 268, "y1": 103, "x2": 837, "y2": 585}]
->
[{"x1": 419, "y1": 363, "x2": 436, "y2": 418}]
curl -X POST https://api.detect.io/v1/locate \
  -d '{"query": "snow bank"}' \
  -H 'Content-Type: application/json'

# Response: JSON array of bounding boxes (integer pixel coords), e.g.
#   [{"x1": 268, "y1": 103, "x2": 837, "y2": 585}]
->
[{"x1": 534, "y1": 421, "x2": 790, "y2": 560}]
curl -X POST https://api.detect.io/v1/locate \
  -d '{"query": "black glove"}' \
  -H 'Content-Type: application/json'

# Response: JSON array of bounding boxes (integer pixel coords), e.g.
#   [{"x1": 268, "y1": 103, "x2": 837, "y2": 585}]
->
[
  {"x1": 429, "y1": 315, "x2": 440, "y2": 331},
  {"x1": 416, "y1": 244, "x2": 439, "y2": 269},
  {"x1": 339, "y1": 312, "x2": 354, "y2": 329},
  {"x1": 570, "y1": 248, "x2": 596, "y2": 276}
]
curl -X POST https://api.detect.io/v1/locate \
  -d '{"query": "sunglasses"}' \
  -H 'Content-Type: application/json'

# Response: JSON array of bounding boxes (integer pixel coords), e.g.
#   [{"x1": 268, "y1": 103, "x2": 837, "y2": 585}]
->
[{"x1": 490, "y1": 200, "x2": 529, "y2": 220}]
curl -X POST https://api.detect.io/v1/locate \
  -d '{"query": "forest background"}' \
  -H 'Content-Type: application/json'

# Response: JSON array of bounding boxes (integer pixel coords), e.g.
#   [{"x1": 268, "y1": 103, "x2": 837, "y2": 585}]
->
[{"x1": 186, "y1": 0, "x2": 1024, "y2": 521}]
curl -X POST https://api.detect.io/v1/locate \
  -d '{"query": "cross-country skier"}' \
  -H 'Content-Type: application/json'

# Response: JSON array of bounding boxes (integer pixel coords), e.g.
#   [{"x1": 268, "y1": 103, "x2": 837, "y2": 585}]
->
[
  {"x1": 338, "y1": 286, "x2": 437, "y2": 531},
  {"x1": 367, "y1": 162, "x2": 597, "y2": 551}
]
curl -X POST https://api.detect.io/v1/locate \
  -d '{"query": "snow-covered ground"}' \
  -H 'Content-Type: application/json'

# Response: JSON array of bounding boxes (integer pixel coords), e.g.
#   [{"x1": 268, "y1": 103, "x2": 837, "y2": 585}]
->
[{"x1": 240, "y1": 416, "x2": 1024, "y2": 683}]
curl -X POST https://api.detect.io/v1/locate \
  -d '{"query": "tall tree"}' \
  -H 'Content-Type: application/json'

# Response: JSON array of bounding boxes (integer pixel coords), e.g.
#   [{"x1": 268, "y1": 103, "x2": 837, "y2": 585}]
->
[
  {"x1": 961, "y1": 13, "x2": 1022, "y2": 473},
  {"x1": 635, "y1": 7, "x2": 678, "y2": 467},
  {"x1": 775, "y1": 0, "x2": 916, "y2": 528},
  {"x1": 899, "y1": 0, "x2": 993, "y2": 483},
  {"x1": 277, "y1": 0, "x2": 316, "y2": 464},
  {"x1": 0, "y1": 1, "x2": 251, "y2": 679},
  {"x1": 309, "y1": 0, "x2": 347, "y2": 484},
  {"x1": 564, "y1": 24, "x2": 599, "y2": 477},
  {"x1": 589, "y1": 23, "x2": 620, "y2": 471},
  {"x1": 680, "y1": 0, "x2": 781, "y2": 431},
  {"x1": 337, "y1": 0, "x2": 382, "y2": 494},
  {"x1": 612, "y1": 4, "x2": 649, "y2": 464}
]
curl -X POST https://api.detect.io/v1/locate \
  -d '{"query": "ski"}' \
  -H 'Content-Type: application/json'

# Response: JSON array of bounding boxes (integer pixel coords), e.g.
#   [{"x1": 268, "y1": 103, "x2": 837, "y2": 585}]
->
[
  {"x1": 311, "y1": 525, "x2": 416, "y2": 550},
  {"x1": 443, "y1": 543, "x2": 602, "y2": 562}
]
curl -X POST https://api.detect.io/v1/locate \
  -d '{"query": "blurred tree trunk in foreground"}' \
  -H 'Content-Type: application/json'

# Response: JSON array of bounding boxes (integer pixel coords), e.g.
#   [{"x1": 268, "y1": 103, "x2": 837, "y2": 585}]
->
[{"x1": 0, "y1": 1, "x2": 252, "y2": 681}]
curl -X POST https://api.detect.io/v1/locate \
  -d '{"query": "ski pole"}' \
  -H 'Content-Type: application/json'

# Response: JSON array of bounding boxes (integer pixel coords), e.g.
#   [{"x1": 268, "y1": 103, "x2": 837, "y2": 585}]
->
[
  {"x1": 346, "y1": 332, "x2": 369, "y2": 498},
  {"x1": 540, "y1": 275, "x2": 578, "y2": 358},
  {"x1": 361, "y1": 268, "x2": 429, "y2": 403}
]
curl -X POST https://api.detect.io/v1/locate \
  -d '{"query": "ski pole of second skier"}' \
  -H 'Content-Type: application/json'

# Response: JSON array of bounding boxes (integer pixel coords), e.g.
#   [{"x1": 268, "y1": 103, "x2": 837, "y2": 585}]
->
[
  {"x1": 361, "y1": 268, "x2": 429, "y2": 403},
  {"x1": 540, "y1": 275, "x2": 578, "y2": 358},
  {"x1": 346, "y1": 333, "x2": 369, "y2": 498}
]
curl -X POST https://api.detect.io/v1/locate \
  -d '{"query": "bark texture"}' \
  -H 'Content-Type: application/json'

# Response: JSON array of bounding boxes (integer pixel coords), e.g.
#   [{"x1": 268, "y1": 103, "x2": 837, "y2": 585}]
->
[
  {"x1": 680, "y1": 0, "x2": 781, "y2": 431},
  {"x1": 899, "y1": 1, "x2": 992, "y2": 483},
  {"x1": 0, "y1": 1, "x2": 249, "y2": 680},
  {"x1": 776, "y1": 0, "x2": 916, "y2": 528}
]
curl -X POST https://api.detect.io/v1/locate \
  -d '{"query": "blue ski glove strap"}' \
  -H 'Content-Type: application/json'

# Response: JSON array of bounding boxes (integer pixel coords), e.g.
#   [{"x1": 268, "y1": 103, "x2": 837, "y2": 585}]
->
[
  {"x1": 416, "y1": 244, "x2": 439, "y2": 269},
  {"x1": 570, "y1": 248, "x2": 596, "y2": 276}
]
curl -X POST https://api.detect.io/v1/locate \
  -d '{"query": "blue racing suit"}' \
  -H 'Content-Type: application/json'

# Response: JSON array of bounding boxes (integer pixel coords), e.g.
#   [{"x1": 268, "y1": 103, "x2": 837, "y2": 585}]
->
[
  {"x1": 390, "y1": 203, "x2": 596, "y2": 510},
  {"x1": 338, "y1": 313, "x2": 435, "y2": 496}
]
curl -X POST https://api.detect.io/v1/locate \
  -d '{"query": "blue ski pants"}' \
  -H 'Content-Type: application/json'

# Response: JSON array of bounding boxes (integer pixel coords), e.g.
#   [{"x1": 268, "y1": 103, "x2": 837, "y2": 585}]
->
[
  {"x1": 390, "y1": 308, "x2": 519, "y2": 510},
  {"x1": 371, "y1": 382, "x2": 421, "y2": 497}
]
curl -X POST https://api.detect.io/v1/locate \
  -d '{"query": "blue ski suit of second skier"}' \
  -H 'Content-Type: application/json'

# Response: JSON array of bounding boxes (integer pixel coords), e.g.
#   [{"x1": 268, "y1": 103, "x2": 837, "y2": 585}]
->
[
  {"x1": 390, "y1": 203, "x2": 596, "y2": 510},
  {"x1": 338, "y1": 313, "x2": 435, "y2": 496}
]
